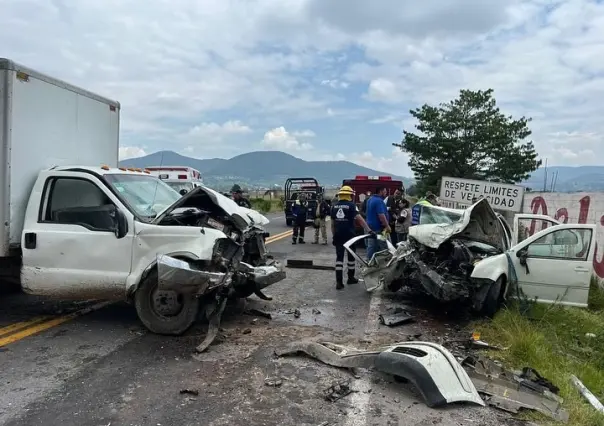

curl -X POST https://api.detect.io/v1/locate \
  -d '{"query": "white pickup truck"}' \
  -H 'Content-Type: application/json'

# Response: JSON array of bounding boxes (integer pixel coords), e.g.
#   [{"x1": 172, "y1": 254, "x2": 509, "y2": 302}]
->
[{"x1": 1, "y1": 58, "x2": 284, "y2": 337}]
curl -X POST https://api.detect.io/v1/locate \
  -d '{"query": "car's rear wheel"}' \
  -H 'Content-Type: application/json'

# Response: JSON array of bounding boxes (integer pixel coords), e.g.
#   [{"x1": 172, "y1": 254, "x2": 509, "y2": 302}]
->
[
  {"x1": 134, "y1": 268, "x2": 199, "y2": 335},
  {"x1": 480, "y1": 277, "x2": 503, "y2": 318}
]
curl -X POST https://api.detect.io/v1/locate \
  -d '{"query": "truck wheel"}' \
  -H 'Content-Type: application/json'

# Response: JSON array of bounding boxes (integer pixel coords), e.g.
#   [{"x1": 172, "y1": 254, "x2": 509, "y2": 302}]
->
[
  {"x1": 286, "y1": 218, "x2": 293, "y2": 226},
  {"x1": 134, "y1": 268, "x2": 199, "y2": 335},
  {"x1": 480, "y1": 277, "x2": 503, "y2": 318}
]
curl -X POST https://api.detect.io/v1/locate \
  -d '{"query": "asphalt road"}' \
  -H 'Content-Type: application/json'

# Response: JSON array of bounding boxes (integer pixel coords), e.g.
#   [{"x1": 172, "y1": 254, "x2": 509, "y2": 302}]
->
[{"x1": 0, "y1": 212, "x2": 514, "y2": 426}]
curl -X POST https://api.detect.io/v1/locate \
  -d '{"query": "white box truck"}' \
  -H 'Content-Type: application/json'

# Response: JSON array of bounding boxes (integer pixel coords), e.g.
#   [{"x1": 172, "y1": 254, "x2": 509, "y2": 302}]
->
[{"x1": 0, "y1": 59, "x2": 284, "y2": 339}]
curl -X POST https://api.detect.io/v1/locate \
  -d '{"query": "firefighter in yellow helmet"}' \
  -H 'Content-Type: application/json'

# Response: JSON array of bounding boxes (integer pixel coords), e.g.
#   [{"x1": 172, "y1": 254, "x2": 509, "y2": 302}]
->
[{"x1": 330, "y1": 185, "x2": 371, "y2": 290}]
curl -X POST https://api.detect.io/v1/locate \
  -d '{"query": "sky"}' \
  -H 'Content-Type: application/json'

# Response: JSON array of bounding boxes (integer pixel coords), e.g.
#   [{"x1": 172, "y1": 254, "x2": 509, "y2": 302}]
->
[{"x1": 1, "y1": 0, "x2": 603, "y2": 177}]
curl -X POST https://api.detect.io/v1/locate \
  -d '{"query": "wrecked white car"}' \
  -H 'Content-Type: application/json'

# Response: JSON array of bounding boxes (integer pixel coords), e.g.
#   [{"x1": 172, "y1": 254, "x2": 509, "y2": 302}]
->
[{"x1": 345, "y1": 199, "x2": 596, "y2": 316}]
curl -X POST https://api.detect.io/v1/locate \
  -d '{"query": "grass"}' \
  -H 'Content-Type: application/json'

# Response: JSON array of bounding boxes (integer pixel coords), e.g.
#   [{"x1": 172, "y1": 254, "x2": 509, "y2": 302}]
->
[
  {"x1": 471, "y1": 277, "x2": 604, "y2": 425},
  {"x1": 249, "y1": 197, "x2": 283, "y2": 213}
]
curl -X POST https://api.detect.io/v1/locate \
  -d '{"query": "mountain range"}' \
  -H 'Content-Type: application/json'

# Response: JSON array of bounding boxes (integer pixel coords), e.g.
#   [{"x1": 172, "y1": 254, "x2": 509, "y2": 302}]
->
[
  {"x1": 120, "y1": 150, "x2": 604, "y2": 192},
  {"x1": 119, "y1": 150, "x2": 413, "y2": 190}
]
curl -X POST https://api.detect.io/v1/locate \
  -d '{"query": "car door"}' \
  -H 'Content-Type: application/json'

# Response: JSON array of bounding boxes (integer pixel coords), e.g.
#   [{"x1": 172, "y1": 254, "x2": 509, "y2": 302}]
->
[
  {"x1": 512, "y1": 214, "x2": 560, "y2": 246},
  {"x1": 21, "y1": 172, "x2": 134, "y2": 299},
  {"x1": 508, "y1": 223, "x2": 596, "y2": 307}
]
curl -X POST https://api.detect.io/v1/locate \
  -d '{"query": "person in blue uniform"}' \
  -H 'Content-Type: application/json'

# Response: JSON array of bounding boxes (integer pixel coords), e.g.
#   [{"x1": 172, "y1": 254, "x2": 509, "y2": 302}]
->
[
  {"x1": 292, "y1": 193, "x2": 309, "y2": 244},
  {"x1": 331, "y1": 185, "x2": 371, "y2": 290}
]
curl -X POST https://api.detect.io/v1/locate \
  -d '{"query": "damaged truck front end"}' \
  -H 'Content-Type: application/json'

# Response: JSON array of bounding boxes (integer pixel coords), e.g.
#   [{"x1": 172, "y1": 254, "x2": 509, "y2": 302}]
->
[
  {"x1": 346, "y1": 199, "x2": 508, "y2": 316},
  {"x1": 134, "y1": 184, "x2": 286, "y2": 345}
]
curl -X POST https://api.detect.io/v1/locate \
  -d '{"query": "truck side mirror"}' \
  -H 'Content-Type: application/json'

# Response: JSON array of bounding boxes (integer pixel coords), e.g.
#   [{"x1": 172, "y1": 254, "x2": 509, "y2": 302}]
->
[{"x1": 114, "y1": 208, "x2": 129, "y2": 239}]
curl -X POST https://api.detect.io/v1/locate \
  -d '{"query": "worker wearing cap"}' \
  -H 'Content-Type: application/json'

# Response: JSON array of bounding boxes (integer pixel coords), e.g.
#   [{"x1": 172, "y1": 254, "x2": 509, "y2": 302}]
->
[
  {"x1": 410, "y1": 192, "x2": 438, "y2": 226},
  {"x1": 231, "y1": 184, "x2": 252, "y2": 208},
  {"x1": 331, "y1": 185, "x2": 371, "y2": 290}
]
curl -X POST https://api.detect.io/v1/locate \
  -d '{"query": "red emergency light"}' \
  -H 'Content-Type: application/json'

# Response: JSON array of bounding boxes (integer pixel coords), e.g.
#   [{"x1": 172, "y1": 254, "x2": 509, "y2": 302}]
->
[
  {"x1": 178, "y1": 174, "x2": 187, "y2": 179},
  {"x1": 379, "y1": 176, "x2": 392, "y2": 181},
  {"x1": 355, "y1": 175, "x2": 368, "y2": 180}
]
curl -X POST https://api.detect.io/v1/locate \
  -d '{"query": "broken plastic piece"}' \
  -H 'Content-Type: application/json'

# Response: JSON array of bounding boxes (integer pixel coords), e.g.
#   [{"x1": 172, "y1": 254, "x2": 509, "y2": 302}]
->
[
  {"x1": 195, "y1": 297, "x2": 228, "y2": 354},
  {"x1": 571, "y1": 374, "x2": 604, "y2": 414},
  {"x1": 378, "y1": 312, "x2": 414, "y2": 327},
  {"x1": 324, "y1": 380, "x2": 354, "y2": 402},
  {"x1": 275, "y1": 340, "x2": 484, "y2": 408}
]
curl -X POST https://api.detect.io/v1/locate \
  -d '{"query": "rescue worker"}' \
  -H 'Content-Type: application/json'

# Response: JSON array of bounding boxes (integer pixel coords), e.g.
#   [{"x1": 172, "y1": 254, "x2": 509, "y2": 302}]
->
[
  {"x1": 410, "y1": 192, "x2": 438, "y2": 226},
  {"x1": 231, "y1": 184, "x2": 252, "y2": 208},
  {"x1": 331, "y1": 185, "x2": 371, "y2": 290},
  {"x1": 312, "y1": 194, "x2": 329, "y2": 245},
  {"x1": 292, "y1": 193, "x2": 309, "y2": 244}
]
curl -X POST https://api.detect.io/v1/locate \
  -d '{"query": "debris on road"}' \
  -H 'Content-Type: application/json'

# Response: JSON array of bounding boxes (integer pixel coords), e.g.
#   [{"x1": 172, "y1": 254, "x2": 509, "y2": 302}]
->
[
  {"x1": 179, "y1": 389, "x2": 199, "y2": 396},
  {"x1": 242, "y1": 328, "x2": 252, "y2": 335},
  {"x1": 323, "y1": 380, "x2": 354, "y2": 402},
  {"x1": 275, "y1": 340, "x2": 484, "y2": 408},
  {"x1": 462, "y1": 356, "x2": 569, "y2": 422},
  {"x1": 312, "y1": 308, "x2": 321, "y2": 315},
  {"x1": 244, "y1": 308, "x2": 272, "y2": 319},
  {"x1": 570, "y1": 374, "x2": 604, "y2": 414},
  {"x1": 378, "y1": 311, "x2": 414, "y2": 326},
  {"x1": 294, "y1": 309, "x2": 301, "y2": 318},
  {"x1": 286, "y1": 259, "x2": 335, "y2": 271},
  {"x1": 264, "y1": 377, "x2": 283, "y2": 387}
]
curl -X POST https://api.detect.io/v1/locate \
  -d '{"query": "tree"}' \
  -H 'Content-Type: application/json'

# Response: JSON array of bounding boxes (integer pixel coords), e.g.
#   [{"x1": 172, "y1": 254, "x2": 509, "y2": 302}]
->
[{"x1": 393, "y1": 89, "x2": 541, "y2": 195}]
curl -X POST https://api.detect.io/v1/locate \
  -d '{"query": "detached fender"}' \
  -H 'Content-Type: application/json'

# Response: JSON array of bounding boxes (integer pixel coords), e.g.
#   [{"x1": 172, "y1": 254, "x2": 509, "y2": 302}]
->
[{"x1": 470, "y1": 253, "x2": 509, "y2": 299}]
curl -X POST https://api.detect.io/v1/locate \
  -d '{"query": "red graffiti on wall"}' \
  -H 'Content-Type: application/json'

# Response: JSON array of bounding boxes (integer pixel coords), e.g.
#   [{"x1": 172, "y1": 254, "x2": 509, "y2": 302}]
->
[{"x1": 529, "y1": 195, "x2": 604, "y2": 278}]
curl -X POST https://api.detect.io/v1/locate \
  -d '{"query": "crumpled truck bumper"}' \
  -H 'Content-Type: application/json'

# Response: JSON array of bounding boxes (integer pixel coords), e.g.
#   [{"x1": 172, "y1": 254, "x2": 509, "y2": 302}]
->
[
  {"x1": 156, "y1": 254, "x2": 231, "y2": 295},
  {"x1": 238, "y1": 260, "x2": 286, "y2": 289}
]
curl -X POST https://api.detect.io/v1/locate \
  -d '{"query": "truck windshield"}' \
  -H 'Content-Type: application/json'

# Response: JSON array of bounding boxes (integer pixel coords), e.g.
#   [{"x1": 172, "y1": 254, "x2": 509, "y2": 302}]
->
[{"x1": 105, "y1": 174, "x2": 181, "y2": 220}]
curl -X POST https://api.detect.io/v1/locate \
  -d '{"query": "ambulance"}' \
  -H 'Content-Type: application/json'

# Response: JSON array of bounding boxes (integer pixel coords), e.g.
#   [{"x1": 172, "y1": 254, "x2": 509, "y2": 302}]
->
[{"x1": 145, "y1": 166, "x2": 203, "y2": 195}]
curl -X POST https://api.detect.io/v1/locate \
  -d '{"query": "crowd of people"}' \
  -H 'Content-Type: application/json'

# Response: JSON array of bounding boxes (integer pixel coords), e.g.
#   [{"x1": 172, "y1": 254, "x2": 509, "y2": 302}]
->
[{"x1": 226, "y1": 182, "x2": 442, "y2": 290}]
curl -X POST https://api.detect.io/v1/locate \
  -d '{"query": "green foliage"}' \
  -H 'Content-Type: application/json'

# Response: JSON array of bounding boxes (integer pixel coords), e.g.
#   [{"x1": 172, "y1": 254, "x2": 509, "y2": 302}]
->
[
  {"x1": 473, "y1": 283, "x2": 604, "y2": 426},
  {"x1": 405, "y1": 184, "x2": 419, "y2": 197},
  {"x1": 393, "y1": 89, "x2": 542, "y2": 194},
  {"x1": 250, "y1": 198, "x2": 281, "y2": 213}
]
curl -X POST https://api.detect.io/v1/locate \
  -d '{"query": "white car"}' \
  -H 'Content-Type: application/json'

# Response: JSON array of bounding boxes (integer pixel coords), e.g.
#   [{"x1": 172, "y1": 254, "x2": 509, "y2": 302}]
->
[{"x1": 345, "y1": 198, "x2": 596, "y2": 316}]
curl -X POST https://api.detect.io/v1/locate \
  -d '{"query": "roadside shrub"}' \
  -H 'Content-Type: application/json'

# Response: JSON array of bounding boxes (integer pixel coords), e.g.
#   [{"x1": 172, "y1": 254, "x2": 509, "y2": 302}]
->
[{"x1": 250, "y1": 198, "x2": 272, "y2": 213}]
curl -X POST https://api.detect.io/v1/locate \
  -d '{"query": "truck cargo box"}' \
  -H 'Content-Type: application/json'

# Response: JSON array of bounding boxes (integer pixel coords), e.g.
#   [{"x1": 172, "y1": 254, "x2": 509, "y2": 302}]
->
[{"x1": 0, "y1": 58, "x2": 120, "y2": 256}]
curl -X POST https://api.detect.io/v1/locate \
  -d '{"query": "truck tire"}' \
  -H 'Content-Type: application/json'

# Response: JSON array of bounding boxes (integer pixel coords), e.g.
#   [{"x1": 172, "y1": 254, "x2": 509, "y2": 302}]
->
[
  {"x1": 134, "y1": 267, "x2": 199, "y2": 335},
  {"x1": 480, "y1": 277, "x2": 503, "y2": 318},
  {"x1": 286, "y1": 218, "x2": 293, "y2": 226}
]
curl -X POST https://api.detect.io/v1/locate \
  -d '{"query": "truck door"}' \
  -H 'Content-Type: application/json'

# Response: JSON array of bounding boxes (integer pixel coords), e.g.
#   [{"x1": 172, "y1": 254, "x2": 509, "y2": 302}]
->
[{"x1": 21, "y1": 172, "x2": 134, "y2": 298}]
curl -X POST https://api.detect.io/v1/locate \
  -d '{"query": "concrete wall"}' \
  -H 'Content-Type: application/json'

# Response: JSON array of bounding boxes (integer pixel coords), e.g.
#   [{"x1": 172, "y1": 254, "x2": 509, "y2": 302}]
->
[{"x1": 522, "y1": 192, "x2": 604, "y2": 281}]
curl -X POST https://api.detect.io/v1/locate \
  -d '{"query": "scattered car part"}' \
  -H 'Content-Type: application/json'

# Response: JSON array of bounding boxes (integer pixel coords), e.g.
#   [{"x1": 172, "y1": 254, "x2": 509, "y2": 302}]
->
[
  {"x1": 571, "y1": 374, "x2": 604, "y2": 414},
  {"x1": 378, "y1": 312, "x2": 414, "y2": 327},
  {"x1": 463, "y1": 356, "x2": 569, "y2": 422},
  {"x1": 275, "y1": 341, "x2": 484, "y2": 408},
  {"x1": 179, "y1": 389, "x2": 199, "y2": 396},
  {"x1": 286, "y1": 259, "x2": 335, "y2": 271},
  {"x1": 264, "y1": 377, "x2": 283, "y2": 387},
  {"x1": 323, "y1": 380, "x2": 354, "y2": 402},
  {"x1": 374, "y1": 342, "x2": 484, "y2": 408}
]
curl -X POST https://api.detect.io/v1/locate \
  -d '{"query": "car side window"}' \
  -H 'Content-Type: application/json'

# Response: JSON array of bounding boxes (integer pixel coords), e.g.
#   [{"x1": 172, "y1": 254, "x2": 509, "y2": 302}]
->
[
  {"x1": 43, "y1": 178, "x2": 116, "y2": 232},
  {"x1": 526, "y1": 228, "x2": 592, "y2": 261}
]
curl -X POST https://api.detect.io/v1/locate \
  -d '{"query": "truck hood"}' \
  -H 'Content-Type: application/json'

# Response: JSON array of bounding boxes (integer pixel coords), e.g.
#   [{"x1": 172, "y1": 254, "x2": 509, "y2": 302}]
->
[
  {"x1": 408, "y1": 199, "x2": 506, "y2": 252},
  {"x1": 153, "y1": 186, "x2": 269, "y2": 230}
]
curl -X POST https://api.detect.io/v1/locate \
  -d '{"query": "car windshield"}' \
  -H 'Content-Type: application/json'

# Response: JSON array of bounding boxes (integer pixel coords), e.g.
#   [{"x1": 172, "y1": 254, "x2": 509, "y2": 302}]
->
[
  {"x1": 418, "y1": 205, "x2": 463, "y2": 225},
  {"x1": 105, "y1": 174, "x2": 181, "y2": 221}
]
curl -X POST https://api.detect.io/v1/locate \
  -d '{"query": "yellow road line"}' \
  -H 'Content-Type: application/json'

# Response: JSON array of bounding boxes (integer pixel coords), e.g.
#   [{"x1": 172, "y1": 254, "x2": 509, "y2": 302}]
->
[
  {"x1": 0, "y1": 316, "x2": 50, "y2": 338},
  {"x1": 266, "y1": 230, "x2": 293, "y2": 243},
  {"x1": 0, "y1": 301, "x2": 112, "y2": 347},
  {"x1": 0, "y1": 231, "x2": 292, "y2": 346}
]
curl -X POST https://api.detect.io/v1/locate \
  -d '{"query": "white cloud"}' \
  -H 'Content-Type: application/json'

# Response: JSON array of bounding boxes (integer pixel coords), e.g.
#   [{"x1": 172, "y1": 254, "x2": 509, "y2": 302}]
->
[
  {"x1": 119, "y1": 146, "x2": 146, "y2": 160},
  {"x1": 320, "y1": 79, "x2": 349, "y2": 89},
  {"x1": 2, "y1": 0, "x2": 604, "y2": 170},
  {"x1": 335, "y1": 148, "x2": 410, "y2": 177},
  {"x1": 262, "y1": 127, "x2": 313, "y2": 151},
  {"x1": 292, "y1": 130, "x2": 316, "y2": 138},
  {"x1": 186, "y1": 120, "x2": 252, "y2": 140}
]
